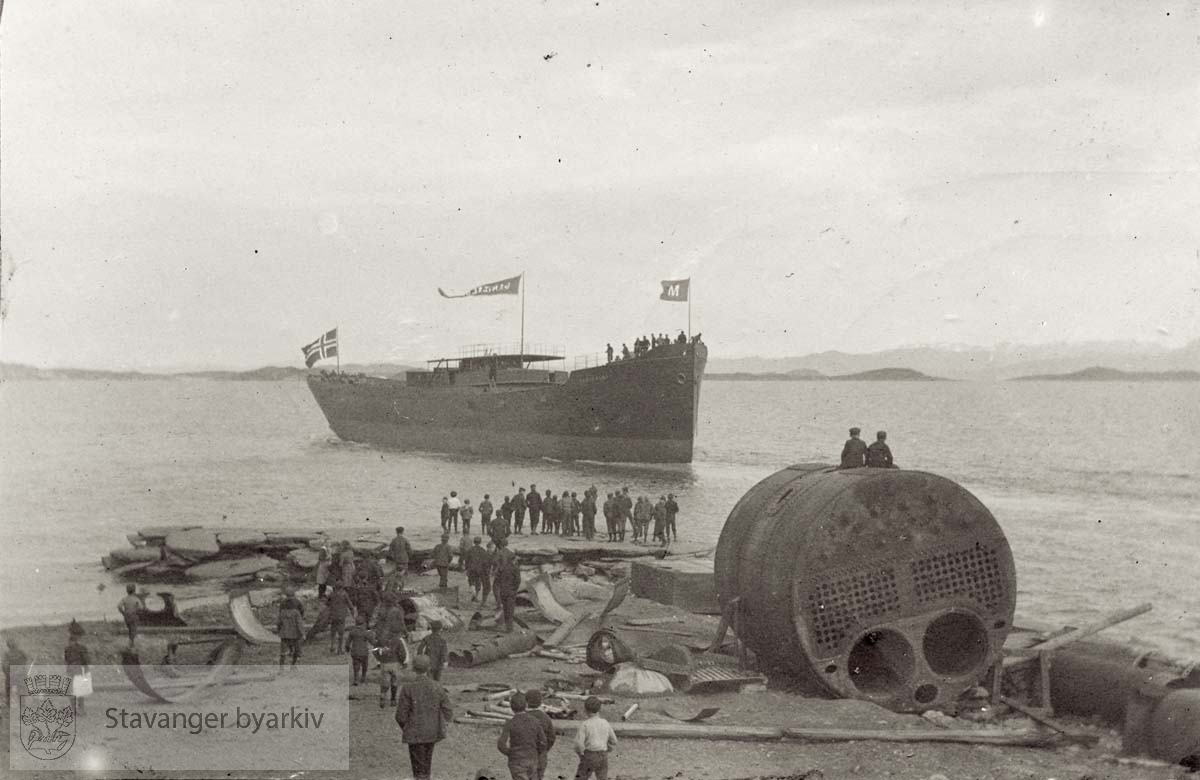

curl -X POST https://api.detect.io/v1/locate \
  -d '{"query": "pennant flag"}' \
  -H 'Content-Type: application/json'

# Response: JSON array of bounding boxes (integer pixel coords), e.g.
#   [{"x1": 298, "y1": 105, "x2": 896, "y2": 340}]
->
[
  {"x1": 660, "y1": 278, "x2": 690, "y2": 302},
  {"x1": 438, "y1": 274, "x2": 522, "y2": 299},
  {"x1": 302, "y1": 328, "x2": 339, "y2": 368}
]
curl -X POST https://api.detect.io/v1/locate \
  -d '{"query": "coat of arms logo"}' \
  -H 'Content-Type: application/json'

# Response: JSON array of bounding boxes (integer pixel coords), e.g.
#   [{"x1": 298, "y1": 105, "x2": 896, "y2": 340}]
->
[{"x1": 19, "y1": 674, "x2": 76, "y2": 760}]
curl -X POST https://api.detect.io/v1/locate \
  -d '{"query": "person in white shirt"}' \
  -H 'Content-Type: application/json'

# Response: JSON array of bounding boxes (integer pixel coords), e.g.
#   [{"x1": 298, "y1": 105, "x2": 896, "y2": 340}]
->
[{"x1": 573, "y1": 696, "x2": 617, "y2": 779}]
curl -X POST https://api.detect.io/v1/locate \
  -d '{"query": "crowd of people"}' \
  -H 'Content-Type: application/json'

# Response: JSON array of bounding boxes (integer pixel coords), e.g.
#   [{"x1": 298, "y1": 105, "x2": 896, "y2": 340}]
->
[
  {"x1": 605, "y1": 330, "x2": 702, "y2": 362},
  {"x1": 440, "y1": 485, "x2": 682, "y2": 545}
]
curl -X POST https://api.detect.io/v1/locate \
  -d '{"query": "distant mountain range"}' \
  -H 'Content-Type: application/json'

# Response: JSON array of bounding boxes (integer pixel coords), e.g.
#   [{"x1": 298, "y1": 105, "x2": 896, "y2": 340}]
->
[
  {"x1": 706, "y1": 339, "x2": 1199, "y2": 381},
  {"x1": 3, "y1": 339, "x2": 1196, "y2": 382},
  {"x1": 0, "y1": 363, "x2": 418, "y2": 382},
  {"x1": 1011, "y1": 366, "x2": 1200, "y2": 382},
  {"x1": 709, "y1": 367, "x2": 945, "y2": 381}
]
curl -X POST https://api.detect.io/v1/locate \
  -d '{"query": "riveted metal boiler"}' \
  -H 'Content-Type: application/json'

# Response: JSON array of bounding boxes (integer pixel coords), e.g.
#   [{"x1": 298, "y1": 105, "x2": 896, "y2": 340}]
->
[{"x1": 715, "y1": 464, "x2": 1016, "y2": 713}]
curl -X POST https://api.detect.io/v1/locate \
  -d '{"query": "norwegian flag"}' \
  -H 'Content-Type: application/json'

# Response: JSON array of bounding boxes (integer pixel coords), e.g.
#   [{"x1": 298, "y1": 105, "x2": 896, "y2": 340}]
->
[{"x1": 302, "y1": 328, "x2": 338, "y2": 368}]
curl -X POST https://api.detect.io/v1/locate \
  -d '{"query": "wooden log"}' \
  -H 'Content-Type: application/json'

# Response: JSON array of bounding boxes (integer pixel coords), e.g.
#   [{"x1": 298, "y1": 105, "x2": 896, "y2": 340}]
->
[
  {"x1": 556, "y1": 721, "x2": 783, "y2": 741},
  {"x1": 782, "y1": 727, "x2": 1057, "y2": 747},
  {"x1": 626, "y1": 617, "x2": 684, "y2": 626},
  {"x1": 1008, "y1": 604, "x2": 1152, "y2": 657},
  {"x1": 544, "y1": 610, "x2": 592, "y2": 648},
  {"x1": 622, "y1": 703, "x2": 639, "y2": 721}
]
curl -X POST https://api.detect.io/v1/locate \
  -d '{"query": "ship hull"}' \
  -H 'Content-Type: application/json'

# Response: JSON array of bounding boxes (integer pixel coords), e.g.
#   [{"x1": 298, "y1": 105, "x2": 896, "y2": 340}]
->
[{"x1": 307, "y1": 343, "x2": 706, "y2": 463}]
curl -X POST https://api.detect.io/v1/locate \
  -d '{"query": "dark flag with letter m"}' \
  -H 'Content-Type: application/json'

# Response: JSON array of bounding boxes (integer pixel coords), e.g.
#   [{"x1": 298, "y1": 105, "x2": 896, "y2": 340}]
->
[
  {"x1": 660, "y1": 278, "x2": 690, "y2": 302},
  {"x1": 302, "y1": 328, "x2": 339, "y2": 368}
]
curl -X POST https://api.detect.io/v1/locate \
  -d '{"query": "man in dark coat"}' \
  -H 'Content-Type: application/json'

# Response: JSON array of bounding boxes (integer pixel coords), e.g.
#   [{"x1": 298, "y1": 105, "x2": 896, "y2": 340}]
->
[
  {"x1": 394, "y1": 655, "x2": 452, "y2": 780},
  {"x1": 432, "y1": 534, "x2": 453, "y2": 589},
  {"x1": 839, "y1": 427, "x2": 868, "y2": 469},
  {"x1": 526, "y1": 485, "x2": 542, "y2": 534},
  {"x1": 866, "y1": 430, "x2": 896, "y2": 468},
  {"x1": 389, "y1": 526, "x2": 412, "y2": 588},
  {"x1": 497, "y1": 691, "x2": 548, "y2": 780},
  {"x1": 493, "y1": 538, "x2": 521, "y2": 633},
  {"x1": 513, "y1": 488, "x2": 527, "y2": 533},
  {"x1": 526, "y1": 689, "x2": 556, "y2": 780}
]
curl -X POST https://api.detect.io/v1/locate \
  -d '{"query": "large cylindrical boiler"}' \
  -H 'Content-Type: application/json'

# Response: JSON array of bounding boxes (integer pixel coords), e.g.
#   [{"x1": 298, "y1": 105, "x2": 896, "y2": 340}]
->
[{"x1": 715, "y1": 464, "x2": 1016, "y2": 713}]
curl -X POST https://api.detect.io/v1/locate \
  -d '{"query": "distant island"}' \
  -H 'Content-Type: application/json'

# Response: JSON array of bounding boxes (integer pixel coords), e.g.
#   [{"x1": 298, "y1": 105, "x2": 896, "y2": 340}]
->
[
  {"x1": 1011, "y1": 366, "x2": 1200, "y2": 382},
  {"x1": 708, "y1": 367, "x2": 945, "y2": 382},
  {"x1": 0, "y1": 363, "x2": 413, "y2": 382}
]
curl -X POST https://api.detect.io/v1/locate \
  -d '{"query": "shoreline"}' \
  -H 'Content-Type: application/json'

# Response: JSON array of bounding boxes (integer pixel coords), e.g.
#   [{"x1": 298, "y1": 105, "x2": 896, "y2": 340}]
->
[{"x1": 3, "y1": 560, "x2": 1188, "y2": 780}]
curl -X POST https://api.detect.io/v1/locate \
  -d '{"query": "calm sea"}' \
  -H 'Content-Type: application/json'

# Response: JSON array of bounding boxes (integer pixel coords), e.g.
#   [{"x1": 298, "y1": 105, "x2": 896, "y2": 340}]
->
[{"x1": 1, "y1": 378, "x2": 1197, "y2": 657}]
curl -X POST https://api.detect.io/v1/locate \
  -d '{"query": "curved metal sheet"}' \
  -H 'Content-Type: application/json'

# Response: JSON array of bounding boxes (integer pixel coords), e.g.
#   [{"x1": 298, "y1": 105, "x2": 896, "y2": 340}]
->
[
  {"x1": 119, "y1": 640, "x2": 243, "y2": 703},
  {"x1": 229, "y1": 593, "x2": 282, "y2": 644}
]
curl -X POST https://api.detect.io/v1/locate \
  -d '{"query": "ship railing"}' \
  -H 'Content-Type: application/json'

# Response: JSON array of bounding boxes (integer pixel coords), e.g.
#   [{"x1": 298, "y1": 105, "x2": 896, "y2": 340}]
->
[
  {"x1": 573, "y1": 353, "x2": 609, "y2": 369},
  {"x1": 457, "y1": 343, "x2": 565, "y2": 360}
]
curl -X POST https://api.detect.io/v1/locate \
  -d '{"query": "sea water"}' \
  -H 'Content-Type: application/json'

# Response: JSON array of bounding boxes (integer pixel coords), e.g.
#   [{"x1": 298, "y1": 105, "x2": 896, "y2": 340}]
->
[{"x1": 1, "y1": 378, "x2": 1196, "y2": 657}]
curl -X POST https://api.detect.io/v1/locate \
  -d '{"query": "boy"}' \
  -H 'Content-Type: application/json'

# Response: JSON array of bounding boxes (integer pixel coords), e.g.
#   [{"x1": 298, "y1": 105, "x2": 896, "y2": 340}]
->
[
  {"x1": 117, "y1": 583, "x2": 144, "y2": 645},
  {"x1": 458, "y1": 531, "x2": 473, "y2": 572},
  {"x1": 497, "y1": 692, "x2": 547, "y2": 780},
  {"x1": 526, "y1": 689, "x2": 556, "y2": 780},
  {"x1": 573, "y1": 696, "x2": 616, "y2": 780},
  {"x1": 276, "y1": 594, "x2": 305, "y2": 669},
  {"x1": 327, "y1": 583, "x2": 356, "y2": 654},
  {"x1": 346, "y1": 614, "x2": 374, "y2": 685},
  {"x1": 64, "y1": 622, "x2": 90, "y2": 715},
  {"x1": 417, "y1": 620, "x2": 448, "y2": 681},
  {"x1": 378, "y1": 633, "x2": 408, "y2": 708}
]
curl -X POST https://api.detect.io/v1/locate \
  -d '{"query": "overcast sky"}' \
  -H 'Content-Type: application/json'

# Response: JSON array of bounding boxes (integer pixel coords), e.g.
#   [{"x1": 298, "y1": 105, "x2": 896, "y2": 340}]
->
[{"x1": 2, "y1": 1, "x2": 1197, "y2": 370}]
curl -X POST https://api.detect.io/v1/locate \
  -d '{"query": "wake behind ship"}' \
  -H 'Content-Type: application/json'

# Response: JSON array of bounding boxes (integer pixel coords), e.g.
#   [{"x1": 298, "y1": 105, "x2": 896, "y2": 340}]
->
[{"x1": 307, "y1": 339, "x2": 707, "y2": 463}]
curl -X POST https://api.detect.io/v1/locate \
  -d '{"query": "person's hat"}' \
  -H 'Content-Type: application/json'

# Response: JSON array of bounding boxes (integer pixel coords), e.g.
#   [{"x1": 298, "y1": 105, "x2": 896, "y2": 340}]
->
[
  {"x1": 429, "y1": 620, "x2": 442, "y2": 631},
  {"x1": 474, "y1": 536, "x2": 482, "y2": 543},
  {"x1": 412, "y1": 655, "x2": 431, "y2": 672},
  {"x1": 877, "y1": 430, "x2": 887, "y2": 440},
  {"x1": 849, "y1": 427, "x2": 861, "y2": 435}
]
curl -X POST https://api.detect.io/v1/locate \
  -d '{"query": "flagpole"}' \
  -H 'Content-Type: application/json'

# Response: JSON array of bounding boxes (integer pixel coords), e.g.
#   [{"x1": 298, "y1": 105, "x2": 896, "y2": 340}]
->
[
  {"x1": 519, "y1": 271, "x2": 525, "y2": 367},
  {"x1": 688, "y1": 281, "x2": 692, "y2": 342}
]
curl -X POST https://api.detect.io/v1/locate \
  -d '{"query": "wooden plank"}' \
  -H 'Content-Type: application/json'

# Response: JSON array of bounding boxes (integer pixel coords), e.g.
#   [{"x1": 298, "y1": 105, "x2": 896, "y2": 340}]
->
[
  {"x1": 1008, "y1": 603, "x2": 1152, "y2": 657},
  {"x1": 1000, "y1": 697, "x2": 1100, "y2": 745},
  {"x1": 783, "y1": 727, "x2": 1057, "y2": 747}
]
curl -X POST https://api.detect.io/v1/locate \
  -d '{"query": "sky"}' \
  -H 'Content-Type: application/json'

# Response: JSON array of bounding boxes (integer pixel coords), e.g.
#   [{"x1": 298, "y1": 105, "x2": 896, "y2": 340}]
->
[{"x1": 1, "y1": 1, "x2": 1198, "y2": 370}]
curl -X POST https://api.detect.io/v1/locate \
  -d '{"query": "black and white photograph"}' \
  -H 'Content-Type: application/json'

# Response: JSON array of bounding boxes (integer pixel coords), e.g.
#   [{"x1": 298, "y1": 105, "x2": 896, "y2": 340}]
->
[{"x1": 1, "y1": 2, "x2": 1197, "y2": 778}]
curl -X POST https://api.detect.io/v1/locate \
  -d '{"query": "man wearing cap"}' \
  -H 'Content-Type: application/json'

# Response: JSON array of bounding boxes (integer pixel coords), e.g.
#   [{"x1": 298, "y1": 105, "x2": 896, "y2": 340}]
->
[
  {"x1": 526, "y1": 484, "x2": 542, "y2": 534},
  {"x1": 497, "y1": 691, "x2": 548, "y2": 780},
  {"x1": 866, "y1": 430, "x2": 896, "y2": 468},
  {"x1": 840, "y1": 427, "x2": 868, "y2": 469},
  {"x1": 389, "y1": 526, "x2": 412, "y2": 590},
  {"x1": 493, "y1": 537, "x2": 521, "y2": 633},
  {"x1": 394, "y1": 654, "x2": 452, "y2": 780},
  {"x1": 432, "y1": 534, "x2": 454, "y2": 589},
  {"x1": 465, "y1": 536, "x2": 489, "y2": 602}
]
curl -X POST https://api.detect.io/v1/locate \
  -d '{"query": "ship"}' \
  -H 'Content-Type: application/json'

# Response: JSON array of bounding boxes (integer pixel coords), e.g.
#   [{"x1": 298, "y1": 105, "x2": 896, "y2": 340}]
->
[{"x1": 306, "y1": 338, "x2": 707, "y2": 463}]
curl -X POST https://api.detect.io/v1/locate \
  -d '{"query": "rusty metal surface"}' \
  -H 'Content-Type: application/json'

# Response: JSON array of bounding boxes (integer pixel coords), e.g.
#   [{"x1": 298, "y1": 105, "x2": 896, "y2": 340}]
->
[{"x1": 715, "y1": 465, "x2": 1016, "y2": 713}]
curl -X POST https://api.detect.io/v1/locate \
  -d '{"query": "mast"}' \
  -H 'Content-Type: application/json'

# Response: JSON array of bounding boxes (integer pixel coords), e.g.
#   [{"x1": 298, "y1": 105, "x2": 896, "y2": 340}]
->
[{"x1": 519, "y1": 271, "x2": 526, "y2": 368}]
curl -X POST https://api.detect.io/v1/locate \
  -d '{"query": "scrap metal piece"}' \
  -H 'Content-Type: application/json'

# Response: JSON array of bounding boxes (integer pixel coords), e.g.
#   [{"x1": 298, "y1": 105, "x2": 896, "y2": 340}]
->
[
  {"x1": 229, "y1": 593, "x2": 281, "y2": 644},
  {"x1": 527, "y1": 572, "x2": 574, "y2": 624},
  {"x1": 449, "y1": 631, "x2": 540, "y2": 667},
  {"x1": 661, "y1": 705, "x2": 721, "y2": 722},
  {"x1": 119, "y1": 639, "x2": 243, "y2": 703},
  {"x1": 715, "y1": 465, "x2": 1016, "y2": 713}
]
